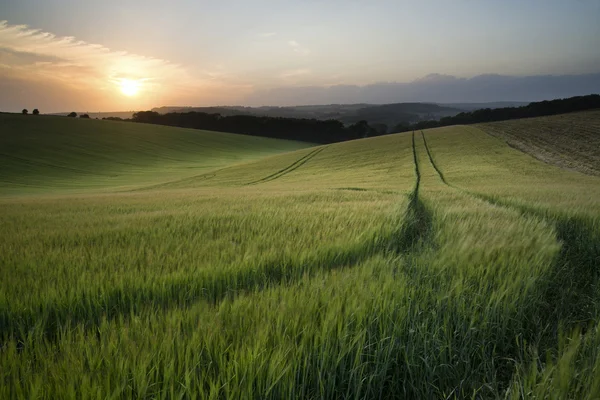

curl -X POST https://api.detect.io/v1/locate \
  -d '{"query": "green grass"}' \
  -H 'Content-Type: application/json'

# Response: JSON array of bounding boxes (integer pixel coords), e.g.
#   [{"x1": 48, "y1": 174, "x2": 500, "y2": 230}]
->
[
  {"x1": 0, "y1": 113, "x2": 311, "y2": 194},
  {"x1": 1, "y1": 115, "x2": 600, "y2": 398}
]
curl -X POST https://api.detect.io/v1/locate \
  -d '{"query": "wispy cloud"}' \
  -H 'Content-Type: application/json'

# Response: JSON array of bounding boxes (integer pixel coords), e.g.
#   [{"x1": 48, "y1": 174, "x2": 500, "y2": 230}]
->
[
  {"x1": 0, "y1": 21, "x2": 250, "y2": 110},
  {"x1": 277, "y1": 68, "x2": 312, "y2": 86},
  {"x1": 288, "y1": 40, "x2": 310, "y2": 56},
  {"x1": 280, "y1": 68, "x2": 311, "y2": 79},
  {"x1": 0, "y1": 21, "x2": 186, "y2": 90}
]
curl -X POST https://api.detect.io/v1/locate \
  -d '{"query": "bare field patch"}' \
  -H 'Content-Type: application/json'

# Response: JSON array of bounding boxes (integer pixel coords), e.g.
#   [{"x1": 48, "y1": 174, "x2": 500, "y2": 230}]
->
[{"x1": 479, "y1": 109, "x2": 600, "y2": 176}]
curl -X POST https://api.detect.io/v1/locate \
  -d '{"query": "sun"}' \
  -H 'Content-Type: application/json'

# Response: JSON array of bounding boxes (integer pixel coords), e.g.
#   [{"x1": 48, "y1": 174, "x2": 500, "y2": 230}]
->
[{"x1": 119, "y1": 79, "x2": 141, "y2": 97}]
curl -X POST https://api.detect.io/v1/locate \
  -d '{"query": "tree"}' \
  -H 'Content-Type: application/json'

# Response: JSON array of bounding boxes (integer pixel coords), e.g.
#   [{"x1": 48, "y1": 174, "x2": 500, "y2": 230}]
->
[
  {"x1": 22, "y1": 109, "x2": 28, "y2": 115},
  {"x1": 392, "y1": 122, "x2": 411, "y2": 133},
  {"x1": 80, "y1": 114, "x2": 90, "y2": 119},
  {"x1": 370, "y1": 123, "x2": 388, "y2": 136},
  {"x1": 32, "y1": 109, "x2": 40, "y2": 115},
  {"x1": 348, "y1": 120, "x2": 376, "y2": 139},
  {"x1": 67, "y1": 112, "x2": 77, "y2": 118}
]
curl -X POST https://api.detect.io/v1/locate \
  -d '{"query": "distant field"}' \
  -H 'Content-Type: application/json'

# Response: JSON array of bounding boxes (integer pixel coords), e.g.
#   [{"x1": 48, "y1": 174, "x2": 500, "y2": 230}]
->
[
  {"x1": 479, "y1": 109, "x2": 600, "y2": 176},
  {"x1": 1, "y1": 114, "x2": 599, "y2": 398}
]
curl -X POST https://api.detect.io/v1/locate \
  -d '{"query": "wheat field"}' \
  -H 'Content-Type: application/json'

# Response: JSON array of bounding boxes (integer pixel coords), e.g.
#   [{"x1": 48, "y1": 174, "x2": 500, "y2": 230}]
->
[{"x1": 1, "y1": 112, "x2": 599, "y2": 398}]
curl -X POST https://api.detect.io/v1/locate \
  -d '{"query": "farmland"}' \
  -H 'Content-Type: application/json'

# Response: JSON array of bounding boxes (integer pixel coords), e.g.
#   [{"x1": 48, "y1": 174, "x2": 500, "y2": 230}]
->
[
  {"x1": 479, "y1": 110, "x2": 600, "y2": 176},
  {"x1": 1, "y1": 111, "x2": 600, "y2": 398},
  {"x1": 0, "y1": 114, "x2": 309, "y2": 194}
]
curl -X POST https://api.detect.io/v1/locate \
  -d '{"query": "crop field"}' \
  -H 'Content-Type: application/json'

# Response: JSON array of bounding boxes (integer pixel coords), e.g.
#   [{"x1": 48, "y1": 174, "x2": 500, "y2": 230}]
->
[
  {"x1": 0, "y1": 114, "x2": 310, "y2": 194},
  {"x1": 479, "y1": 110, "x2": 600, "y2": 176},
  {"x1": 1, "y1": 113, "x2": 600, "y2": 398}
]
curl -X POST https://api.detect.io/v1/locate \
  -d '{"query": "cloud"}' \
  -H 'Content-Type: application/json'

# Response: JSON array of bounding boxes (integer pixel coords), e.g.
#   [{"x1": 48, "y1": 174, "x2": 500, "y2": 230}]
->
[
  {"x1": 0, "y1": 48, "x2": 64, "y2": 67},
  {"x1": 0, "y1": 21, "x2": 186, "y2": 89},
  {"x1": 288, "y1": 40, "x2": 310, "y2": 56},
  {"x1": 243, "y1": 73, "x2": 600, "y2": 106},
  {"x1": 0, "y1": 20, "x2": 250, "y2": 111},
  {"x1": 280, "y1": 68, "x2": 311, "y2": 79},
  {"x1": 257, "y1": 32, "x2": 277, "y2": 38}
]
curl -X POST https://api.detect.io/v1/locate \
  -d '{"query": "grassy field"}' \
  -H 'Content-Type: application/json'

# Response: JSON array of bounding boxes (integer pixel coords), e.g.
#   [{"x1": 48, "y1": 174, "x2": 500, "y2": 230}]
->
[
  {"x1": 0, "y1": 114, "x2": 310, "y2": 194},
  {"x1": 1, "y1": 113, "x2": 599, "y2": 398},
  {"x1": 479, "y1": 110, "x2": 600, "y2": 176}
]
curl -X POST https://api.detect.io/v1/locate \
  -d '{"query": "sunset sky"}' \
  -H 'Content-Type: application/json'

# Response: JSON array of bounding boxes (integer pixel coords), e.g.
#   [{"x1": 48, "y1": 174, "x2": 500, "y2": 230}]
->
[{"x1": 1, "y1": 0, "x2": 599, "y2": 112}]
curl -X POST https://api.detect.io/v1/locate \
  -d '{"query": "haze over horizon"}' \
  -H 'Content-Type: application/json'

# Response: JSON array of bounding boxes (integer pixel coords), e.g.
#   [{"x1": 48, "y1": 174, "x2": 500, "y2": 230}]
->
[{"x1": 1, "y1": 0, "x2": 599, "y2": 112}]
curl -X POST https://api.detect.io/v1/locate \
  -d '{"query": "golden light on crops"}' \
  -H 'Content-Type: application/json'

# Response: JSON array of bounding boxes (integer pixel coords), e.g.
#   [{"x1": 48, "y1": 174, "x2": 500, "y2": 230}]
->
[{"x1": 119, "y1": 79, "x2": 141, "y2": 97}]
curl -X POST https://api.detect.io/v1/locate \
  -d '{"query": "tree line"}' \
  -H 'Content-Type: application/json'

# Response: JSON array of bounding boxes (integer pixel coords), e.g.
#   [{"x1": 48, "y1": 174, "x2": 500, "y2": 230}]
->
[
  {"x1": 102, "y1": 94, "x2": 600, "y2": 143},
  {"x1": 396, "y1": 94, "x2": 600, "y2": 132},
  {"x1": 128, "y1": 112, "x2": 381, "y2": 143},
  {"x1": 20, "y1": 109, "x2": 90, "y2": 118}
]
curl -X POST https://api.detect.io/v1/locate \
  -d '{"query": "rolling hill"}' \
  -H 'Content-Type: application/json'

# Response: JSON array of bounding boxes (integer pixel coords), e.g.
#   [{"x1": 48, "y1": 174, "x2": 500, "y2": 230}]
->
[
  {"x1": 0, "y1": 113, "x2": 311, "y2": 194},
  {"x1": 1, "y1": 111, "x2": 600, "y2": 398}
]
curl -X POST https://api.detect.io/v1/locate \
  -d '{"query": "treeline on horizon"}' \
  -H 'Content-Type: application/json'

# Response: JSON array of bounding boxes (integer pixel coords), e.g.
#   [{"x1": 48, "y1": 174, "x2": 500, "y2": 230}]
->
[
  {"x1": 127, "y1": 112, "x2": 372, "y2": 143},
  {"x1": 106, "y1": 94, "x2": 600, "y2": 143},
  {"x1": 403, "y1": 94, "x2": 600, "y2": 132}
]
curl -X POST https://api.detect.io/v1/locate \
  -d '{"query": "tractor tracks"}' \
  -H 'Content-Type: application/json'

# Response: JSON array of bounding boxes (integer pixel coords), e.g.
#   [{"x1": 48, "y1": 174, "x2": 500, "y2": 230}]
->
[
  {"x1": 246, "y1": 146, "x2": 328, "y2": 185},
  {"x1": 420, "y1": 132, "x2": 447, "y2": 185},
  {"x1": 419, "y1": 129, "x2": 600, "y2": 338},
  {"x1": 389, "y1": 132, "x2": 433, "y2": 254}
]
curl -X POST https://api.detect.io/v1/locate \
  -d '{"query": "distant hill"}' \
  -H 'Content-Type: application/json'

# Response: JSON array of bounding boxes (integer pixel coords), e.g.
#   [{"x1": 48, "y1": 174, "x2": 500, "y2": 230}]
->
[
  {"x1": 135, "y1": 95, "x2": 600, "y2": 142},
  {"x1": 152, "y1": 102, "x2": 464, "y2": 129},
  {"x1": 243, "y1": 73, "x2": 600, "y2": 105},
  {"x1": 151, "y1": 106, "x2": 252, "y2": 117},
  {"x1": 151, "y1": 104, "x2": 370, "y2": 120},
  {"x1": 48, "y1": 111, "x2": 137, "y2": 119},
  {"x1": 399, "y1": 94, "x2": 600, "y2": 133},
  {"x1": 44, "y1": 101, "x2": 538, "y2": 129},
  {"x1": 440, "y1": 102, "x2": 529, "y2": 111},
  {"x1": 340, "y1": 103, "x2": 461, "y2": 126}
]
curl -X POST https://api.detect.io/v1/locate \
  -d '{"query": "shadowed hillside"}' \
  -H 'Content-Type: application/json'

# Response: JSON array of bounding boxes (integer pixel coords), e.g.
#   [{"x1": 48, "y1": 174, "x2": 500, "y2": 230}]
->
[{"x1": 0, "y1": 114, "x2": 311, "y2": 194}]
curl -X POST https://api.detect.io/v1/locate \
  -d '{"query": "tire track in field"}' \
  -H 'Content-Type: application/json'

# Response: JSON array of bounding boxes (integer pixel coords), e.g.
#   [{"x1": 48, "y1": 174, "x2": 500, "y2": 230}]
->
[
  {"x1": 1, "y1": 202, "x2": 416, "y2": 346},
  {"x1": 419, "y1": 132, "x2": 447, "y2": 185},
  {"x1": 245, "y1": 146, "x2": 327, "y2": 185},
  {"x1": 412, "y1": 131, "x2": 421, "y2": 192},
  {"x1": 419, "y1": 130, "x2": 572, "y2": 388},
  {"x1": 389, "y1": 132, "x2": 433, "y2": 253},
  {"x1": 420, "y1": 129, "x2": 600, "y2": 344},
  {"x1": 134, "y1": 146, "x2": 326, "y2": 191},
  {"x1": 0, "y1": 235, "x2": 382, "y2": 346}
]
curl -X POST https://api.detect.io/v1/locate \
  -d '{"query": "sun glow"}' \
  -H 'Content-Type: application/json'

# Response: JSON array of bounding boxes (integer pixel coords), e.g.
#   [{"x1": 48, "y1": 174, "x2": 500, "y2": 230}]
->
[{"x1": 119, "y1": 79, "x2": 141, "y2": 97}]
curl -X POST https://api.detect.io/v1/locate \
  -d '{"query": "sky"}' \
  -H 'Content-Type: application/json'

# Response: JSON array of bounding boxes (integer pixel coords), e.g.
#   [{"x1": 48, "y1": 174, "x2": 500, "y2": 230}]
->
[{"x1": 0, "y1": 0, "x2": 599, "y2": 112}]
